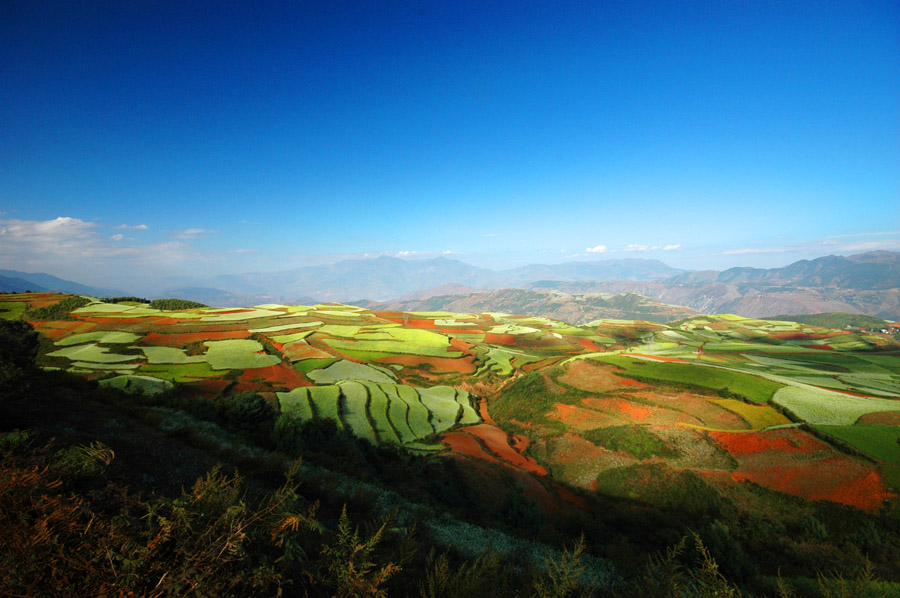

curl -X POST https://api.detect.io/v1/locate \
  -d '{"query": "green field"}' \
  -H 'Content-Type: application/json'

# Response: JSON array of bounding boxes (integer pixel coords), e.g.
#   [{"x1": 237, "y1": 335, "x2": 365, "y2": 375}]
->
[
  {"x1": 203, "y1": 339, "x2": 281, "y2": 370},
  {"x1": 773, "y1": 386, "x2": 900, "y2": 425}
]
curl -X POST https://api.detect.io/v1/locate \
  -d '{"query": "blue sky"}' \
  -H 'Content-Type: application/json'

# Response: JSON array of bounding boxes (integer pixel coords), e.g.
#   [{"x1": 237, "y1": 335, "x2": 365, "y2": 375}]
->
[{"x1": 1, "y1": 1, "x2": 898, "y2": 289}]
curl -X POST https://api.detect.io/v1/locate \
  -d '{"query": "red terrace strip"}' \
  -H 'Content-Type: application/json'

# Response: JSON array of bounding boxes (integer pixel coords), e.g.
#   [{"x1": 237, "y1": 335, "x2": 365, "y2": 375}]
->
[
  {"x1": 376, "y1": 354, "x2": 477, "y2": 374},
  {"x1": 769, "y1": 331, "x2": 850, "y2": 340},
  {"x1": 283, "y1": 343, "x2": 333, "y2": 361},
  {"x1": 808, "y1": 344, "x2": 835, "y2": 350},
  {"x1": 578, "y1": 338, "x2": 600, "y2": 352},
  {"x1": 75, "y1": 316, "x2": 200, "y2": 327},
  {"x1": 140, "y1": 330, "x2": 253, "y2": 346},
  {"x1": 23, "y1": 293, "x2": 70, "y2": 309},
  {"x1": 710, "y1": 429, "x2": 830, "y2": 457},
  {"x1": 628, "y1": 353, "x2": 689, "y2": 363},
  {"x1": 732, "y1": 458, "x2": 893, "y2": 511},
  {"x1": 180, "y1": 378, "x2": 232, "y2": 400},
  {"x1": 441, "y1": 431, "x2": 502, "y2": 465},
  {"x1": 484, "y1": 333, "x2": 516, "y2": 345},
  {"x1": 237, "y1": 364, "x2": 311, "y2": 389},
  {"x1": 378, "y1": 315, "x2": 436, "y2": 329},
  {"x1": 35, "y1": 320, "x2": 98, "y2": 339},
  {"x1": 448, "y1": 337, "x2": 475, "y2": 352},
  {"x1": 612, "y1": 399, "x2": 653, "y2": 421},
  {"x1": 464, "y1": 424, "x2": 547, "y2": 475}
]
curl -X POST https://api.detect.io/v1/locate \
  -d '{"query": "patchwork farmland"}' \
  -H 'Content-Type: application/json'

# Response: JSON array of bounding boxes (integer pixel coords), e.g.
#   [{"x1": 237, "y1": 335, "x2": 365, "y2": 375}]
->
[{"x1": 5, "y1": 291, "x2": 900, "y2": 516}]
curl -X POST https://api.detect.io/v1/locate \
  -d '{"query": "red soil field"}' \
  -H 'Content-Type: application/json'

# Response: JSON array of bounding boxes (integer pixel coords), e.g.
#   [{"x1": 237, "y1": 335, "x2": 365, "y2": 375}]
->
[
  {"x1": 512, "y1": 434, "x2": 529, "y2": 452},
  {"x1": 448, "y1": 337, "x2": 474, "y2": 352},
  {"x1": 484, "y1": 333, "x2": 516, "y2": 345},
  {"x1": 140, "y1": 330, "x2": 252, "y2": 346},
  {"x1": 237, "y1": 364, "x2": 310, "y2": 389},
  {"x1": 35, "y1": 320, "x2": 98, "y2": 340},
  {"x1": 376, "y1": 354, "x2": 477, "y2": 374},
  {"x1": 710, "y1": 429, "x2": 830, "y2": 457},
  {"x1": 464, "y1": 424, "x2": 547, "y2": 475},
  {"x1": 441, "y1": 432, "x2": 501, "y2": 465},
  {"x1": 478, "y1": 398, "x2": 496, "y2": 425},
  {"x1": 22, "y1": 293, "x2": 69, "y2": 309},
  {"x1": 857, "y1": 411, "x2": 900, "y2": 425},
  {"x1": 550, "y1": 402, "x2": 622, "y2": 430},
  {"x1": 558, "y1": 360, "x2": 648, "y2": 393},
  {"x1": 578, "y1": 338, "x2": 600, "y2": 352},
  {"x1": 732, "y1": 458, "x2": 892, "y2": 511},
  {"x1": 807, "y1": 344, "x2": 835, "y2": 350},
  {"x1": 769, "y1": 331, "x2": 849, "y2": 340},
  {"x1": 283, "y1": 342, "x2": 333, "y2": 361}
]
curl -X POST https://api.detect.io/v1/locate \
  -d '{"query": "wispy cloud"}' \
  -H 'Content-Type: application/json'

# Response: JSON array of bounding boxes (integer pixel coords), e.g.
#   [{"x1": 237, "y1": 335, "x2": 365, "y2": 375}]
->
[
  {"x1": 173, "y1": 228, "x2": 217, "y2": 239},
  {"x1": 836, "y1": 239, "x2": 900, "y2": 252},
  {"x1": 585, "y1": 245, "x2": 607, "y2": 254},
  {"x1": 118, "y1": 223, "x2": 148, "y2": 230},
  {"x1": 624, "y1": 244, "x2": 649, "y2": 252},
  {"x1": 722, "y1": 247, "x2": 790, "y2": 255},
  {"x1": 110, "y1": 233, "x2": 124, "y2": 241},
  {"x1": 663, "y1": 244, "x2": 681, "y2": 251}
]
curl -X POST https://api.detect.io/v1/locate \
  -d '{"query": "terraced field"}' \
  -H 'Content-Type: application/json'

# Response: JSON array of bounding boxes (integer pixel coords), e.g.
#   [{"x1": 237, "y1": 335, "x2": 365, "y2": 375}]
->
[{"x1": 5, "y1": 292, "x2": 900, "y2": 513}]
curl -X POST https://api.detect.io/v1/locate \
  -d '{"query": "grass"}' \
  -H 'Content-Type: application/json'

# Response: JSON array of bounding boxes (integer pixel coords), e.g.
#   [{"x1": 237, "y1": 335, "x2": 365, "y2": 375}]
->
[
  {"x1": 599, "y1": 355, "x2": 784, "y2": 404},
  {"x1": 55, "y1": 331, "x2": 142, "y2": 346},
  {"x1": 378, "y1": 383, "x2": 416, "y2": 443},
  {"x1": 46, "y1": 343, "x2": 141, "y2": 363},
  {"x1": 397, "y1": 384, "x2": 434, "y2": 438},
  {"x1": 323, "y1": 338, "x2": 463, "y2": 358},
  {"x1": 583, "y1": 425, "x2": 676, "y2": 459},
  {"x1": 306, "y1": 359, "x2": 397, "y2": 384},
  {"x1": 772, "y1": 386, "x2": 900, "y2": 425},
  {"x1": 277, "y1": 387, "x2": 314, "y2": 419},
  {"x1": 271, "y1": 331, "x2": 316, "y2": 343},
  {"x1": 338, "y1": 381, "x2": 378, "y2": 443},
  {"x1": 99, "y1": 374, "x2": 174, "y2": 395},
  {"x1": 364, "y1": 382, "x2": 401, "y2": 444},
  {"x1": 418, "y1": 386, "x2": 463, "y2": 432},
  {"x1": 138, "y1": 362, "x2": 221, "y2": 382},
  {"x1": 308, "y1": 385, "x2": 343, "y2": 425},
  {"x1": 813, "y1": 425, "x2": 900, "y2": 464},
  {"x1": 203, "y1": 339, "x2": 281, "y2": 370},
  {"x1": 293, "y1": 357, "x2": 340, "y2": 374},
  {"x1": 0, "y1": 301, "x2": 27, "y2": 321},
  {"x1": 713, "y1": 399, "x2": 792, "y2": 429},
  {"x1": 141, "y1": 346, "x2": 205, "y2": 364}
]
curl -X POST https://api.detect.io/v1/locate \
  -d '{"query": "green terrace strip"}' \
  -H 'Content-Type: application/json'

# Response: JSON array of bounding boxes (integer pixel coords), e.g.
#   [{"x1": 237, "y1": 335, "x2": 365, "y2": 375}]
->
[
  {"x1": 46, "y1": 343, "x2": 140, "y2": 363},
  {"x1": 202, "y1": 339, "x2": 281, "y2": 370},
  {"x1": 599, "y1": 354, "x2": 784, "y2": 403},
  {"x1": 306, "y1": 360, "x2": 397, "y2": 384},
  {"x1": 772, "y1": 386, "x2": 900, "y2": 425},
  {"x1": 276, "y1": 381, "x2": 478, "y2": 445},
  {"x1": 54, "y1": 331, "x2": 142, "y2": 346},
  {"x1": 99, "y1": 374, "x2": 174, "y2": 395},
  {"x1": 140, "y1": 346, "x2": 204, "y2": 364},
  {"x1": 248, "y1": 321, "x2": 323, "y2": 333}
]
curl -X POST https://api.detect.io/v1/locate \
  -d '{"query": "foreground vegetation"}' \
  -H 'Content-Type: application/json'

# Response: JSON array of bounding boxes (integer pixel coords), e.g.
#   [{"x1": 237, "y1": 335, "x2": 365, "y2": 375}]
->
[{"x1": 2, "y1": 293, "x2": 900, "y2": 595}]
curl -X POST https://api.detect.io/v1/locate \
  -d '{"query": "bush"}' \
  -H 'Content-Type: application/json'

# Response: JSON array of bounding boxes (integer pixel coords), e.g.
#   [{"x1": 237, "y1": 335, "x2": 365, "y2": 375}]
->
[
  {"x1": 24, "y1": 296, "x2": 91, "y2": 320},
  {"x1": 148, "y1": 298, "x2": 208, "y2": 310},
  {"x1": 215, "y1": 391, "x2": 274, "y2": 427}
]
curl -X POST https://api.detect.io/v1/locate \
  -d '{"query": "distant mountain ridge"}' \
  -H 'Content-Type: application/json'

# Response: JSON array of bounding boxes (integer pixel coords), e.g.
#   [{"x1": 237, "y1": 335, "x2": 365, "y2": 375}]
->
[
  {"x1": 354, "y1": 288, "x2": 702, "y2": 324},
  {"x1": 0, "y1": 269, "x2": 122, "y2": 297}
]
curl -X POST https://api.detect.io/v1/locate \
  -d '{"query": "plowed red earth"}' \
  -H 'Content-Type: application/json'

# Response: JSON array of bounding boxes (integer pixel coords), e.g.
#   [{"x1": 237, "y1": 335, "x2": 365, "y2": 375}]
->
[
  {"x1": 857, "y1": 411, "x2": 900, "y2": 425},
  {"x1": 550, "y1": 402, "x2": 622, "y2": 429},
  {"x1": 376, "y1": 354, "x2": 476, "y2": 374},
  {"x1": 35, "y1": 320, "x2": 98, "y2": 340},
  {"x1": 770, "y1": 331, "x2": 849, "y2": 340},
  {"x1": 283, "y1": 342, "x2": 333, "y2": 361},
  {"x1": 578, "y1": 338, "x2": 600, "y2": 352},
  {"x1": 464, "y1": 424, "x2": 547, "y2": 475},
  {"x1": 236, "y1": 364, "x2": 310, "y2": 390},
  {"x1": 179, "y1": 378, "x2": 231, "y2": 399},
  {"x1": 558, "y1": 360, "x2": 648, "y2": 392},
  {"x1": 711, "y1": 429, "x2": 893, "y2": 510},
  {"x1": 448, "y1": 337, "x2": 474, "y2": 352},
  {"x1": 484, "y1": 333, "x2": 516, "y2": 345}
]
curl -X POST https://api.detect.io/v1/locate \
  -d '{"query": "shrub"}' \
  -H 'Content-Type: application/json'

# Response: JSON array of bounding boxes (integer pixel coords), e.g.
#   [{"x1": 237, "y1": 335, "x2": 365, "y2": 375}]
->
[{"x1": 148, "y1": 298, "x2": 208, "y2": 310}]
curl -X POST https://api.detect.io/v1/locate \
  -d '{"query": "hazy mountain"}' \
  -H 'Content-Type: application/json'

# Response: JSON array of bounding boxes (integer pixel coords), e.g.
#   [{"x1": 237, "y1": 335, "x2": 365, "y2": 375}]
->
[
  {"x1": 354, "y1": 288, "x2": 701, "y2": 324},
  {"x1": 0, "y1": 269, "x2": 123, "y2": 297},
  {"x1": 181, "y1": 256, "x2": 688, "y2": 304},
  {"x1": 0, "y1": 275, "x2": 51, "y2": 293},
  {"x1": 532, "y1": 251, "x2": 900, "y2": 319}
]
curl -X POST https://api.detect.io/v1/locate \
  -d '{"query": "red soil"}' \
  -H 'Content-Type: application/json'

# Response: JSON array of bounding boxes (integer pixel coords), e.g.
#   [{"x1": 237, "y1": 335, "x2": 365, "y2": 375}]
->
[
  {"x1": 179, "y1": 378, "x2": 231, "y2": 400},
  {"x1": 549, "y1": 402, "x2": 621, "y2": 430},
  {"x1": 478, "y1": 398, "x2": 497, "y2": 425},
  {"x1": 612, "y1": 399, "x2": 652, "y2": 421},
  {"x1": 808, "y1": 345, "x2": 835, "y2": 350},
  {"x1": 770, "y1": 331, "x2": 849, "y2": 340},
  {"x1": 464, "y1": 424, "x2": 547, "y2": 475},
  {"x1": 283, "y1": 342, "x2": 333, "y2": 361},
  {"x1": 376, "y1": 354, "x2": 477, "y2": 374},
  {"x1": 237, "y1": 364, "x2": 310, "y2": 389},
  {"x1": 578, "y1": 338, "x2": 601, "y2": 352},
  {"x1": 710, "y1": 429, "x2": 829, "y2": 457},
  {"x1": 448, "y1": 337, "x2": 475, "y2": 353},
  {"x1": 22, "y1": 293, "x2": 70, "y2": 309},
  {"x1": 484, "y1": 333, "x2": 516, "y2": 345},
  {"x1": 441, "y1": 432, "x2": 501, "y2": 465},
  {"x1": 512, "y1": 434, "x2": 529, "y2": 452},
  {"x1": 35, "y1": 320, "x2": 98, "y2": 340},
  {"x1": 857, "y1": 411, "x2": 900, "y2": 425},
  {"x1": 558, "y1": 359, "x2": 648, "y2": 393},
  {"x1": 140, "y1": 330, "x2": 252, "y2": 346}
]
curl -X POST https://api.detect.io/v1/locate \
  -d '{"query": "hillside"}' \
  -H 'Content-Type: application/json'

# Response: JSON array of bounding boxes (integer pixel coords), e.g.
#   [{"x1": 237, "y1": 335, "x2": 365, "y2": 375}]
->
[
  {"x1": 4, "y1": 292, "x2": 900, "y2": 595},
  {"x1": 355, "y1": 288, "x2": 702, "y2": 324}
]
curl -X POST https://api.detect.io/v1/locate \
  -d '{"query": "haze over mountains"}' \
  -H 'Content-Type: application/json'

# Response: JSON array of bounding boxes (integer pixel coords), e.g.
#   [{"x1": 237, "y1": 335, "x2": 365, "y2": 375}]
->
[{"x1": 4, "y1": 251, "x2": 899, "y2": 321}]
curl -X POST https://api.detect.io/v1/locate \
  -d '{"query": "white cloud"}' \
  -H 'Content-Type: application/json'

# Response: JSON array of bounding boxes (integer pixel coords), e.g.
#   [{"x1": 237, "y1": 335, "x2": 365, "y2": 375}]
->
[
  {"x1": 110, "y1": 233, "x2": 124, "y2": 241},
  {"x1": 722, "y1": 247, "x2": 789, "y2": 255},
  {"x1": 173, "y1": 228, "x2": 217, "y2": 239},
  {"x1": 585, "y1": 245, "x2": 607, "y2": 254},
  {"x1": 624, "y1": 244, "x2": 649, "y2": 252},
  {"x1": 837, "y1": 239, "x2": 900, "y2": 252},
  {"x1": 118, "y1": 223, "x2": 148, "y2": 230},
  {"x1": 663, "y1": 244, "x2": 681, "y2": 251}
]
